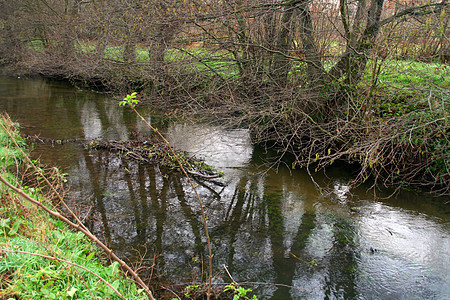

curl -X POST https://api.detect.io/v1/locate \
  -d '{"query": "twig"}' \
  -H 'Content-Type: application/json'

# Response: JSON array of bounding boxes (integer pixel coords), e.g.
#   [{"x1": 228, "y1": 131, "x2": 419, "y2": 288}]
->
[
  {"x1": 306, "y1": 140, "x2": 324, "y2": 194},
  {"x1": 222, "y1": 264, "x2": 237, "y2": 284}
]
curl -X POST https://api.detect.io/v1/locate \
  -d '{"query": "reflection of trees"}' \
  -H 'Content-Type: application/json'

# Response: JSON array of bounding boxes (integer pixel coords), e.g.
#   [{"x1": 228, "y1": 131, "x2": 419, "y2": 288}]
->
[
  {"x1": 81, "y1": 148, "x2": 112, "y2": 244},
  {"x1": 18, "y1": 79, "x2": 359, "y2": 297},
  {"x1": 271, "y1": 208, "x2": 317, "y2": 299},
  {"x1": 148, "y1": 164, "x2": 168, "y2": 271},
  {"x1": 123, "y1": 160, "x2": 143, "y2": 237},
  {"x1": 172, "y1": 175, "x2": 204, "y2": 257},
  {"x1": 210, "y1": 172, "x2": 360, "y2": 299},
  {"x1": 216, "y1": 176, "x2": 319, "y2": 298},
  {"x1": 5, "y1": 77, "x2": 446, "y2": 298},
  {"x1": 75, "y1": 147, "x2": 361, "y2": 298},
  {"x1": 220, "y1": 176, "x2": 256, "y2": 268},
  {"x1": 322, "y1": 217, "x2": 358, "y2": 299}
]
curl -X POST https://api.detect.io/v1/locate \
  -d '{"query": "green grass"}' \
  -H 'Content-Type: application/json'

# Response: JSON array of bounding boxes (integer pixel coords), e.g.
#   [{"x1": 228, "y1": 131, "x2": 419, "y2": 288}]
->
[
  {"x1": 29, "y1": 39, "x2": 240, "y2": 78},
  {"x1": 28, "y1": 38, "x2": 449, "y2": 91},
  {"x1": 362, "y1": 59, "x2": 449, "y2": 121},
  {"x1": 0, "y1": 115, "x2": 148, "y2": 300},
  {"x1": 369, "y1": 59, "x2": 449, "y2": 90},
  {"x1": 0, "y1": 219, "x2": 148, "y2": 299},
  {"x1": 103, "y1": 45, "x2": 123, "y2": 60},
  {"x1": 76, "y1": 41, "x2": 96, "y2": 54},
  {"x1": 29, "y1": 40, "x2": 46, "y2": 52},
  {"x1": 0, "y1": 122, "x2": 26, "y2": 168}
]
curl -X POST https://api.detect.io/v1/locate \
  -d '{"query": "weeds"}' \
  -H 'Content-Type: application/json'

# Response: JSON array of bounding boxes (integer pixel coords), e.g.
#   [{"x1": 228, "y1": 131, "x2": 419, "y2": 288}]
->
[
  {"x1": 0, "y1": 113, "x2": 152, "y2": 299},
  {"x1": 224, "y1": 284, "x2": 258, "y2": 300}
]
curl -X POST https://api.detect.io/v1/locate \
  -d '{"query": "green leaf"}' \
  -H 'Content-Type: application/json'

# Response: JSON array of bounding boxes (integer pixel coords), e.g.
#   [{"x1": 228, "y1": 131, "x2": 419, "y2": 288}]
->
[
  {"x1": 86, "y1": 252, "x2": 95, "y2": 261},
  {"x1": 67, "y1": 287, "x2": 78, "y2": 298},
  {"x1": 107, "y1": 261, "x2": 120, "y2": 276},
  {"x1": 0, "y1": 218, "x2": 10, "y2": 228},
  {"x1": 111, "y1": 279, "x2": 120, "y2": 290},
  {"x1": 8, "y1": 220, "x2": 23, "y2": 236},
  {"x1": 120, "y1": 92, "x2": 140, "y2": 108}
]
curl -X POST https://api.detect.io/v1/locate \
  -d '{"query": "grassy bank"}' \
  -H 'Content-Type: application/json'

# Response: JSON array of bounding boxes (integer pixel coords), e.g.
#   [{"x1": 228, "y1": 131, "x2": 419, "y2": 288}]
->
[{"x1": 0, "y1": 114, "x2": 148, "y2": 299}]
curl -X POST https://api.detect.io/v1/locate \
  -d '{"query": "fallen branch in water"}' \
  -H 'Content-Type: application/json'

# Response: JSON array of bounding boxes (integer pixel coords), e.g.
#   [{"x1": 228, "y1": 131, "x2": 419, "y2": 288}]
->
[{"x1": 26, "y1": 134, "x2": 223, "y2": 181}]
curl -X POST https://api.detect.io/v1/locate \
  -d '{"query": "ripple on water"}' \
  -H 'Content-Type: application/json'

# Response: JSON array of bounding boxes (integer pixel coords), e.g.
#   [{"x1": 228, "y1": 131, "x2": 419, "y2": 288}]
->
[{"x1": 355, "y1": 202, "x2": 450, "y2": 299}]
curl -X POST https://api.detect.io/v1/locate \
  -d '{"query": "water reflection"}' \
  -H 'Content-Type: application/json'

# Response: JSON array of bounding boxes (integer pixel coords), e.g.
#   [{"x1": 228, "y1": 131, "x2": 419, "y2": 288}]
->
[
  {"x1": 81, "y1": 102, "x2": 103, "y2": 140},
  {"x1": 0, "y1": 76, "x2": 449, "y2": 299},
  {"x1": 167, "y1": 123, "x2": 253, "y2": 178}
]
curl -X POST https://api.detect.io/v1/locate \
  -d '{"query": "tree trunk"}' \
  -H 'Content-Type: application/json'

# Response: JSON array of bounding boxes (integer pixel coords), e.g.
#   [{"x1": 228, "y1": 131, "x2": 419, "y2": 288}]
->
[
  {"x1": 271, "y1": 0, "x2": 325, "y2": 87},
  {"x1": 61, "y1": 0, "x2": 82, "y2": 56},
  {"x1": 297, "y1": 1, "x2": 325, "y2": 85},
  {"x1": 330, "y1": 0, "x2": 386, "y2": 85},
  {"x1": 272, "y1": 1, "x2": 298, "y2": 87},
  {"x1": 123, "y1": 38, "x2": 136, "y2": 63}
]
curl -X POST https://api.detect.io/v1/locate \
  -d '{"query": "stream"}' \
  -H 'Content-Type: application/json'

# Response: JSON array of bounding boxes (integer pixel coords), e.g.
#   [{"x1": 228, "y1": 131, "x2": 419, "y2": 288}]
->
[{"x1": 1, "y1": 76, "x2": 449, "y2": 299}]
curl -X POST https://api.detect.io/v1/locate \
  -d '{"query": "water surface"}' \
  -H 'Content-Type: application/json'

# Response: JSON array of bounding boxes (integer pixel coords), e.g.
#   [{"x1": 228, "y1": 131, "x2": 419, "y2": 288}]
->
[{"x1": 1, "y1": 76, "x2": 449, "y2": 299}]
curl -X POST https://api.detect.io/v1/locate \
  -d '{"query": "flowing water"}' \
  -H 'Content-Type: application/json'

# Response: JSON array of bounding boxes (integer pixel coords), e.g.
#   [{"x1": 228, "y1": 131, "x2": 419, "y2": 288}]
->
[{"x1": 1, "y1": 76, "x2": 449, "y2": 299}]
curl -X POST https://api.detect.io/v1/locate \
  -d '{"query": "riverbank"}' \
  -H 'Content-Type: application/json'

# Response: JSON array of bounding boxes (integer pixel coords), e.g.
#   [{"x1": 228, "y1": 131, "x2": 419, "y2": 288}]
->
[{"x1": 0, "y1": 114, "x2": 149, "y2": 299}]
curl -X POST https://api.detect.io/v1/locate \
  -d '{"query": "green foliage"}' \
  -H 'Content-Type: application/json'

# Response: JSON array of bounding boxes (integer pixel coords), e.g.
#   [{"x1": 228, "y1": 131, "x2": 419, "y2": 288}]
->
[
  {"x1": 354, "y1": 89, "x2": 449, "y2": 192},
  {"x1": 165, "y1": 48, "x2": 239, "y2": 79},
  {"x1": 366, "y1": 60, "x2": 449, "y2": 90},
  {"x1": 371, "y1": 89, "x2": 424, "y2": 117},
  {"x1": 0, "y1": 120, "x2": 26, "y2": 169},
  {"x1": 136, "y1": 49, "x2": 150, "y2": 62},
  {"x1": 75, "y1": 41, "x2": 96, "y2": 54},
  {"x1": 183, "y1": 284, "x2": 200, "y2": 298},
  {"x1": 119, "y1": 92, "x2": 140, "y2": 108},
  {"x1": 104, "y1": 46, "x2": 124, "y2": 61},
  {"x1": 0, "y1": 226, "x2": 147, "y2": 299},
  {"x1": 224, "y1": 284, "x2": 258, "y2": 300},
  {"x1": 29, "y1": 40, "x2": 45, "y2": 52}
]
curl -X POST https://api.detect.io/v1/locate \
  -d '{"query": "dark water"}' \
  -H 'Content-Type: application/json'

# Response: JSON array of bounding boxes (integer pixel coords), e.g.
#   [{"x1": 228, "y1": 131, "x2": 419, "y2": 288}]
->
[{"x1": 1, "y1": 76, "x2": 449, "y2": 299}]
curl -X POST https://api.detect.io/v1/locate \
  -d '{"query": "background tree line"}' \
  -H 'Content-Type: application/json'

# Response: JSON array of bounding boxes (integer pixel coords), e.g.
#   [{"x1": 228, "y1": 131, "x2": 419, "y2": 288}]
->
[{"x1": 0, "y1": 0, "x2": 449, "y2": 195}]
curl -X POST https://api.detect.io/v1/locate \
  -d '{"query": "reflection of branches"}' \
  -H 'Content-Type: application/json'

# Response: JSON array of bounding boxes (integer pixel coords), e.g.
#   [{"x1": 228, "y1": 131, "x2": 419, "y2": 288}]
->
[
  {"x1": 137, "y1": 163, "x2": 150, "y2": 239},
  {"x1": 222, "y1": 176, "x2": 255, "y2": 227},
  {"x1": 123, "y1": 98, "x2": 214, "y2": 299},
  {"x1": 82, "y1": 149, "x2": 111, "y2": 244},
  {"x1": 322, "y1": 217, "x2": 358, "y2": 298},
  {"x1": 153, "y1": 169, "x2": 169, "y2": 271},
  {"x1": 172, "y1": 175, "x2": 204, "y2": 257},
  {"x1": 123, "y1": 160, "x2": 143, "y2": 239},
  {"x1": 269, "y1": 199, "x2": 317, "y2": 298},
  {"x1": 212, "y1": 175, "x2": 262, "y2": 272}
]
